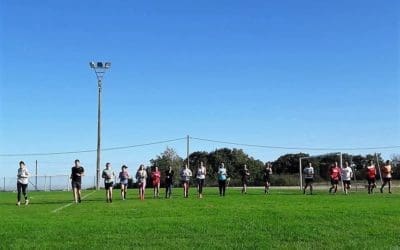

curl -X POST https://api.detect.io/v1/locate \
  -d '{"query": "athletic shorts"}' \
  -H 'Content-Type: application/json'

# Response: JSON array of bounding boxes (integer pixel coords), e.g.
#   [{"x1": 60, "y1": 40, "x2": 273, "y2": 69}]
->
[
  {"x1": 71, "y1": 181, "x2": 81, "y2": 189},
  {"x1": 343, "y1": 180, "x2": 351, "y2": 186},
  {"x1": 181, "y1": 180, "x2": 189, "y2": 185},
  {"x1": 383, "y1": 177, "x2": 392, "y2": 182},
  {"x1": 104, "y1": 182, "x2": 114, "y2": 190},
  {"x1": 263, "y1": 177, "x2": 270, "y2": 183},
  {"x1": 152, "y1": 180, "x2": 160, "y2": 186},
  {"x1": 242, "y1": 178, "x2": 248, "y2": 185},
  {"x1": 120, "y1": 180, "x2": 128, "y2": 186},
  {"x1": 367, "y1": 178, "x2": 376, "y2": 185},
  {"x1": 305, "y1": 178, "x2": 313, "y2": 184},
  {"x1": 330, "y1": 179, "x2": 339, "y2": 185}
]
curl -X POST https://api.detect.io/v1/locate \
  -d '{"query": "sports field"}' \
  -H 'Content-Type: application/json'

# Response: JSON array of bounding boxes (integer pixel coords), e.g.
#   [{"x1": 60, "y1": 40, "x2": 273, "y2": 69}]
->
[{"x1": 1, "y1": 187, "x2": 399, "y2": 249}]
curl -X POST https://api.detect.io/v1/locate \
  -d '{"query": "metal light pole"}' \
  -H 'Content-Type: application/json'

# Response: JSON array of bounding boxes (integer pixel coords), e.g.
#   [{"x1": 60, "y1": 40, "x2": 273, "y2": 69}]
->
[
  {"x1": 90, "y1": 61, "x2": 111, "y2": 190},
  {"x1": 186, "y1": 135, "x2": 190, "y2": 169}
]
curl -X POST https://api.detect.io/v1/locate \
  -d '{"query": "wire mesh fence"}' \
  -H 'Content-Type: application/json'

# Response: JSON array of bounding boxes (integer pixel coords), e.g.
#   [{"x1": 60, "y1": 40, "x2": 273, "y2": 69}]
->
[{"x1": 0, "y1": 175, "x2": 107, "y2": 192}]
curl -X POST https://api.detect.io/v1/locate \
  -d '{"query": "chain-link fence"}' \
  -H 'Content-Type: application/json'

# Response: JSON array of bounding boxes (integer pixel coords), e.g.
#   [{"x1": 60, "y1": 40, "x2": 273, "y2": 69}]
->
[{"x1": 0, "y1": 175, "x2": 104, "y2": 191}]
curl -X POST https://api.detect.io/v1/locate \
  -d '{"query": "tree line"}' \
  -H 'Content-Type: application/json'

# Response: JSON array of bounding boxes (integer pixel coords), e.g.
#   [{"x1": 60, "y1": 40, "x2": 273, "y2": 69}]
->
[{"x1": 145, "y1": 147, "x2": 399, "y2": 187}]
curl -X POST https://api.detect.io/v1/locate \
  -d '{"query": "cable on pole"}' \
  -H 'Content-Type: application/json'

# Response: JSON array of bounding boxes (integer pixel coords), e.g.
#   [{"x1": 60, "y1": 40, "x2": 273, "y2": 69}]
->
[
  {"x1": 189, "y1": 137, "x2": 400, "y2": 151},
  {"x1": 0, "y1": 137, "x2": 186, "y2": 157}
]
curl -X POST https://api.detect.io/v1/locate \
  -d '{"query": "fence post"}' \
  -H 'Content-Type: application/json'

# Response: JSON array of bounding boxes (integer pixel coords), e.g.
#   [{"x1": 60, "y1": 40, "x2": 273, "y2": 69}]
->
[
  {"x1": 35, "y1": 160, "x2": 38, "y2": 191},
  {"x1": 3, "y1": 176, "x2": 5, "y2": 192},
  {"x1": 44, "y1": 175, "x2": 47, "y2": 192},
  {"x1": 67, "y1": 175, "x2": 70, "y2": 192},
  {"x1": 49, "y1": 176, "x2": 52, "y2": 191}
]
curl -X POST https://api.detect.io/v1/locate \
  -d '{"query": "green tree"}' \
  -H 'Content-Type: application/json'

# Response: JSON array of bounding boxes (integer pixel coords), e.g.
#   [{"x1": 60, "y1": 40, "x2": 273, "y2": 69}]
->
[{"x1": 150, "y1": 147, "x2": 183, "y2": 186}]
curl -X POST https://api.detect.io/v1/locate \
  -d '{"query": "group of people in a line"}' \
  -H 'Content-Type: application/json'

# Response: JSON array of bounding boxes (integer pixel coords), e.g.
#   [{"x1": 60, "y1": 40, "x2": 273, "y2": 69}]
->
[
  {"x1": 302, "y1": 160, "x2": 394, "y2": 195},
  {"x1": 96, "y1": 161, "x2": 273, "y2": 202},
  {"x1": 15, "y1": 159, "x2": 394, "y2": 206}
]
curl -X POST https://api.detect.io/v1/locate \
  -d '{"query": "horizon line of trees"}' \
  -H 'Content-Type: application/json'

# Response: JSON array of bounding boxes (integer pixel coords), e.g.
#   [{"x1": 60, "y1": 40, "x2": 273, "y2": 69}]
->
[{"x1": 144, "y1": 147, "x2": 400, "y2": 187}]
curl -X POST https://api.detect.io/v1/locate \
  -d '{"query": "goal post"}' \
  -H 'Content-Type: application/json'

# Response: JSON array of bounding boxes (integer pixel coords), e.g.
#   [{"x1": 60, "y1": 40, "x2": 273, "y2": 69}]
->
[{"x1": 299, "y1": 152, "x2": 343, "y2": 191}]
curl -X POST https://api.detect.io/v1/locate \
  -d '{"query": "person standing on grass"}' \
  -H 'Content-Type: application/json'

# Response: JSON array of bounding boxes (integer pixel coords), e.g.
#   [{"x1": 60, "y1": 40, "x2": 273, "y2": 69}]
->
[
  {"x1": 263, "y1": 162, "x2": 272, "y2": 194},
  {"x1": 180, "y1": 164, "x2": 192, "y2": 198},
  {"x1": 102, "y1": 163, "x2": 115, "y2": 203},
  {"x1": 196, "y1": 161, "x2": 207, "y2": 198},
  {"x1": 341, "y1": 161, "x2": 353, "y2": 195},
  {"x1": 136, "y1": 165, "x2": 148, "y2": 200},
  {"x1": 165, "y1": 166, "x2": 174, "y2": 199},
  {"x1": 16, "y1": 161, "x2": 29, "y2": 206},
  {"x1": 366, "y1": 161, "x2": 377, "y2": 194},
  {"x1": 151, "y1": 166, "x2": 161, "y2": 198},
  {"x1": 119, "y1": 165, "x2": 130, "y2": 200},
  {"x1": 303, "y1": 162, "x2": 314, "y2": 195},
  {"x1": 71, "y1": 159, "x2": 84, "y2": 204},
  {"x1": 217, "y1": 163, "x2": 228, "y2": 196},
  {"x1": 328, "y1": 162, "x2": 341, "y2": 194},
  {"x1": 380, "y1": 160, "x2": 393, "y2": 194},
  {"x1": 241, "y1": 164, "x2": 250, "y2": 194}
]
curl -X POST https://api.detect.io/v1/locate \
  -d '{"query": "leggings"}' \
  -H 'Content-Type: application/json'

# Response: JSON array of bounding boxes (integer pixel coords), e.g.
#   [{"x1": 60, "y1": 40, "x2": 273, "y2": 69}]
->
[
  {"x1": 165, "y1": 183, "x2": 173, "y2": 198},
  {"x1": 218, "y1": 180, "x2": 226, "y2": 196},
  {"x1": 17, "y1": 182, "x2": 28, "y2": 202},
  {"x1": 197, "y1": 179, "x2": 205, "y2": 194}
]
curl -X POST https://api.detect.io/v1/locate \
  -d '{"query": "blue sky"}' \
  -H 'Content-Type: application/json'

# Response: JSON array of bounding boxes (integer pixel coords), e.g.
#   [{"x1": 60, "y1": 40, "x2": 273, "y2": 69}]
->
[{"x1": 0, "y1": 0, "x2": 399, "y2": 177}]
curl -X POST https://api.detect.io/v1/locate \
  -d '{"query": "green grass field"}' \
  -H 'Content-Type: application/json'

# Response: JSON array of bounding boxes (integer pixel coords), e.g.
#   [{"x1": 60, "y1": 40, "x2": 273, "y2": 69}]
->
[{"x1": 1, "y1": 187, "x2": 399, "y2": 249}]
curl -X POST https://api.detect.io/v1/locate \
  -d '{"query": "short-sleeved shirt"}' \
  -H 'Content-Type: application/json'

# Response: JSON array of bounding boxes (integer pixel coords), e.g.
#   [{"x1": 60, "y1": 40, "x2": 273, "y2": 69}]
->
[
  {"x1": 71, "y1": 166, "x2": 84, "y2": 182},
  {"x1": 17, "y1": 167, "x2": 29, "y2": 185},
  {"x1": 136, "y1": 170, "x2": 147, "y2": 183},
  {"x1": 330, "y1": 167, "x2": 341, "y2": 180},
  {"x1": 303, "y1": 167, "x2": 314, "y2": 179},
  {"x1": 102, "y1": 169, "x2": 115, "y2": 184},
  {"x1": 119, "y1": 171, "x2": 129, "y2": 181},
  {"x1": 151, "y1": 171, "x2": 161, "y2": 183},
  {"x1": 341, "y1": 167, "x2": 353, "y2": 181},
  {"x1": 218, "y1": 168, "x2": 227, "y2": 181},
  {"x1": 180, "y1": 168, "x2": 192, "y2": 181},
  {"x1": 367, "y1": 166, "x2": 376, "y2": 179}
]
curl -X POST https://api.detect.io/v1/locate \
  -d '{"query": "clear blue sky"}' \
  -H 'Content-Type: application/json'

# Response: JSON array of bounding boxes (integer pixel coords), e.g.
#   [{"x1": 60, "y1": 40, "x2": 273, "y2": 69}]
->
[{"x1": 0, "y1": 0, "x2": 399, "y2": 177}]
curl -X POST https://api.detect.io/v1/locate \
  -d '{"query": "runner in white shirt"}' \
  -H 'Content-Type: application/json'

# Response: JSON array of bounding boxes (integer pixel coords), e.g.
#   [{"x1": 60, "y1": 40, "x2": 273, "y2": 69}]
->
[
  {"x1": 196, "y1": 162, "x2": 206, "y2": 198},
  {"x1": 303, "y1": 162, "x2": 314, "y2": 195},
  {"x1": 16, "y1": 161, "x2": 29, "y2": 206},
  {"x1": 380, "y1": 160, "x2": 393, "y2": 194},
  {"x1": 180, "y1": 164, "x2": 192, "y2": 198},
  {"x1": 341, "y1": 161, "x2": 353, "y2": 195},
  {"x1": 136, "y1": 165, "x2": 148, "y2": 200}
]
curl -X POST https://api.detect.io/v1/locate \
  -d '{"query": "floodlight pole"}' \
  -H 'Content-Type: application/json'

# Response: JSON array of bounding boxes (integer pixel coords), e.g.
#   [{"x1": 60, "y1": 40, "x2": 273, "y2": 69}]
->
[
  {"x1": 96, "y1": 79, "x2": 102, "y2": 190},
  {"x1": 90, "y1": 62, "x2": 111, "y2": 190},
  {"x1": 186, "y1": 135, "x2": 190, "y2": 169}
]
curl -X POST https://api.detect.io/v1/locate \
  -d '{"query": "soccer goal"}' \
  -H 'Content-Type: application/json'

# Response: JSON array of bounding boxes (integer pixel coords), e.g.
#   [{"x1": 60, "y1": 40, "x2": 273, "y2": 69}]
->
[{"x1": 299, "y1": 152, "x2": 344, "y2": 190}]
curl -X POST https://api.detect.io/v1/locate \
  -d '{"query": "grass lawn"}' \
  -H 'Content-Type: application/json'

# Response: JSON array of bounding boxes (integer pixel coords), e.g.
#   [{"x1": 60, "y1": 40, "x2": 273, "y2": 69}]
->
[{"x1": 0, "y1": 187, "x2": 399, "y2": 249}]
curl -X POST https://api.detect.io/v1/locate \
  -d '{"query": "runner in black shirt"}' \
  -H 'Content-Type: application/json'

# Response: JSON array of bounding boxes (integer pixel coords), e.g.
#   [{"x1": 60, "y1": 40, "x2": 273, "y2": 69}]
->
[
  {"x1": 241, "y1": 165, "x2": 250, "y2": 194},
  {"x1": 165, "y1": 166, "x2": 174, "y2": 199},
  {"x1": 71, "y1": 159, "x2": 84, "y2": 203},
  {"x1": 264, "y1": 162, "x2": 273, "y2": 194}
]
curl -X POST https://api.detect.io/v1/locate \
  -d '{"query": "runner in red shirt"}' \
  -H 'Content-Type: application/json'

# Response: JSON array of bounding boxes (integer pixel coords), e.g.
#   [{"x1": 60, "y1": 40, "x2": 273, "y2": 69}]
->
[
  {"x1": 328, "y1": 162, "x2": 341, "y2": 194},
  {"x1": 366, "y1": 161, "x2": 377, "y2": 194},
  {"x1": 151, "y1": 167, "x2": 161, "y2": 198}
]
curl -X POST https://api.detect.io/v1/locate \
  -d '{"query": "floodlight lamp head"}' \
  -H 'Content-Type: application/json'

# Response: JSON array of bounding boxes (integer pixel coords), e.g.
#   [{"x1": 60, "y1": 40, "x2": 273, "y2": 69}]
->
[
  {"x1": 89, "y1": 62, "x2": 95, "y2": 68},
  {"x1": 97, "y1": 62, "x2": 103, "y2": 68},
  {"x1": 104, "y1": 62, "x2": 111, "y2": 68}
]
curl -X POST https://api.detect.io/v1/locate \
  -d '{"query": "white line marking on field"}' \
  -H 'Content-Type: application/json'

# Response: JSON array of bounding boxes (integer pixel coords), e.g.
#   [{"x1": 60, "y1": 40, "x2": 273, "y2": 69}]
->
[{"x1": 51, "y1": 191, "x2": 96, "y2": 213}]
